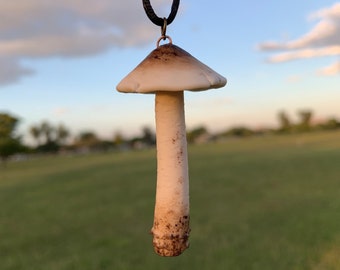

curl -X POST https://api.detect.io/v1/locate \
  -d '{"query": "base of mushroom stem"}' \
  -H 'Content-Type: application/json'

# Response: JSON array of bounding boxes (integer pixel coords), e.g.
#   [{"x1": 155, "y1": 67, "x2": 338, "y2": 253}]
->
[{"x1": 151, "y1": 215, "x2": 190, "y2": 257}]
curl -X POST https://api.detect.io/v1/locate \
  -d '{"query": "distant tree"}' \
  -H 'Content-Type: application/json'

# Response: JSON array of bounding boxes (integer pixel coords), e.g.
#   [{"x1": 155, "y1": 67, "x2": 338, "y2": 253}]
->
[
  {"x1": 141, "y1": 126, "x2": 156, "y2": 146},
  {"x1": 113, "y1": 132, "x2": 125, "y2": 147},
  {"x1": 0, "y1": 113, "x2": 23, "y2": 164},
  {"x1": 319, "y1": 118, "x2": 340, "y2": 130},
  {"x1": 0, "y1": 113, "x2": 18, "y2": 138},
  {"x1": 297, "y1": 110, "x2": 313, "y2": 132},
  {"x1": 40, "y1": 121, "x2": 54, "y2": 144},
  {"x1": 277, "y1": 111, "x2": 292, "y2": 133},
  {"x1": 30, "y1": 122, "x2": 70, "y2": 153},
  {"x1": 74, "y1": 131, "x2": 101, "y2": 151},
  {"x1": 30, "y1": 121, "x2": 54, "y2": 147},
  {"x1": 187, "y1": 126, "x2": 209, "y2": 144},
  {"x1": 76, "y1": 131, "x2": 98, "y2": 143},
  {"x1": 0, "y1": 138, "x2": 23, "y2": 165},
  {"x1": 227, "y1": 126, "x2": 254, "y2": 137},
  {"x1": 56, "y1": 124, "x2": 70, "y2": 145},
  {"x1": 29, "y1": 125, "x2": 42, "y2": 146},
  {"x1": 36, "y1": 141, "x2": 60, "y2": 153}
]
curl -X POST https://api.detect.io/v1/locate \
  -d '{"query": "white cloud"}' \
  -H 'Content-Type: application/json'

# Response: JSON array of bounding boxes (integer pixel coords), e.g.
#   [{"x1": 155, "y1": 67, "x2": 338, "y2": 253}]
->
[
  {"x1": 268, "y1": 46, "x2": 340, "y2": 63},
  {"x1": 309, "y1": 2, "x2": 340, "y2": 20},
  {"x1": 317, "y1": 61, "x2": 340, "y2": 76},
  {"x1": 258, "y1": 2, "x2": 340, "y2": 76},
  {"x1": 0, "y1": 0, "x2": 169, "y2": 86}
]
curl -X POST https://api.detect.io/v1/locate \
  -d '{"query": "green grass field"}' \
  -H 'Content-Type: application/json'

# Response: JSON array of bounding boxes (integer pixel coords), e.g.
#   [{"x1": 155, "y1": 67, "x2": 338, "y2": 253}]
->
[{"x1": 1, "y1": 131, "x2": 340, "y2": 270}]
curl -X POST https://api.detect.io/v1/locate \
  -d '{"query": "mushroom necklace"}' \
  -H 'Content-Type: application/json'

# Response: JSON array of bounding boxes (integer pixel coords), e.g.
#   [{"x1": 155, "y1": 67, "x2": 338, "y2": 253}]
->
[{"x1": 116, "y1": 0, "x2": 226, "y2": 257}]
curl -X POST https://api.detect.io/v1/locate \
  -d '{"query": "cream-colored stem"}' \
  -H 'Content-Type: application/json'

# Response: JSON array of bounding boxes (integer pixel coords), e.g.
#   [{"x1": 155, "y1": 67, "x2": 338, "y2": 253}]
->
[{"x1": 151, "y1": 91, "x2": 190, "y2": 257}]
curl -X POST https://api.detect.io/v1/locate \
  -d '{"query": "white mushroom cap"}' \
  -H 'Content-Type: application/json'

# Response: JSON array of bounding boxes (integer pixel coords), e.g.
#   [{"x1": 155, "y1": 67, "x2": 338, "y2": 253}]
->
[{"x1": 116, "y1": 43, "x2": 227, "y2": 93}]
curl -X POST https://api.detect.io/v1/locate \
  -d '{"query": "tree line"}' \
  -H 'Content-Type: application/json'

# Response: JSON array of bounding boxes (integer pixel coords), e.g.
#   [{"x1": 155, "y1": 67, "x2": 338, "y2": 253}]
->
[
  {"x1": 0, "y1": 113, "x2": 158, "y2": 164},
  {"x1": 1, "y1": 109, "x2": 340, "y2": 164}
]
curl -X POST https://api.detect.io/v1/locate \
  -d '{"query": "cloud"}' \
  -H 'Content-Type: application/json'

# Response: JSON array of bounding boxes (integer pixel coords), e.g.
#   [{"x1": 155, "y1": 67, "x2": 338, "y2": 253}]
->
[
  {"x1": 0, "y1": 58, "x2": 35, "y2": 85},
  {"x1": 268, "y1": 46, "x2": 340, "y2": 63},
  {"x1": 258, "y1": 2, "x2": 340, "y2": 76},
  {"x1": 0, "y1": 0, "x2": 169, "y2": 86},
  {"x1": 317, "y1": 61, "x2": 340, "y2": 76},
  {"x1": 52, "y1": 107, "x2": 71, "y2": 117}
]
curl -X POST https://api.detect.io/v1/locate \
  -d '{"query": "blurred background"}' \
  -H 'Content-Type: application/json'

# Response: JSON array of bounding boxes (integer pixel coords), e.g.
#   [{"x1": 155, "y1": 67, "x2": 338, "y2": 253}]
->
[
  {"x1": 1, "y1": 0, "x2": 339, "y2": 144},
  {"x1": 1, "y1": 1, "x2": 340, "y2": 269}
]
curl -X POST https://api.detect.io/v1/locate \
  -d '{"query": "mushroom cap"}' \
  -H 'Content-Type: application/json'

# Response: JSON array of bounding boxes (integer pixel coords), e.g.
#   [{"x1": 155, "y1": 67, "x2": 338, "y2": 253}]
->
[{"x1": 116, "y1": 43, "x2": 227, "y2": 93}]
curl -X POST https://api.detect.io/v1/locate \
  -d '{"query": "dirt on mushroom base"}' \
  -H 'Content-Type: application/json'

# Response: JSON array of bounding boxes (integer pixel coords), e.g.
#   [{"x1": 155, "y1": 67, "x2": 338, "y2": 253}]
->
[{"x1": 151, "y1": 214, "x2": 190, "y2": 256}]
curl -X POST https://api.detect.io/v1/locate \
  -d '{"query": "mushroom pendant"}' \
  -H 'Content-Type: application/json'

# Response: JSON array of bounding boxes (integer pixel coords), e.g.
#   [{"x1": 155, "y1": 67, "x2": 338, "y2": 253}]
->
[{"x1": 116, "y1": 38, "x2": 226, "y2": 256}]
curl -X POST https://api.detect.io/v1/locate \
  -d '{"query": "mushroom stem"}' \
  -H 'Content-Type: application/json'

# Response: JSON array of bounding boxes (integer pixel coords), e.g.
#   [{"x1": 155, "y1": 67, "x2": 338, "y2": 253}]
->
[{"x1": 151, "y1": 91, "x2": 190, "y2": 257}]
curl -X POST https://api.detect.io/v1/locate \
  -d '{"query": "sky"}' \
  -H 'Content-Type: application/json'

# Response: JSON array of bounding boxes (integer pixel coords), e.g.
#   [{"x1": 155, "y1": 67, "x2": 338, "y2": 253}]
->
[{"x1": 1, "y1": 0, "x2": 339, "y2": 143}]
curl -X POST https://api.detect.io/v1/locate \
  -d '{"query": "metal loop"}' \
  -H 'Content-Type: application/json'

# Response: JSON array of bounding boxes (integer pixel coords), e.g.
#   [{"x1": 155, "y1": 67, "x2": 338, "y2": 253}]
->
[
  {"x1": 161, "y1": 18, "x2": 167, "y2": 39},
  {"x1": 142, "y1": 0, "x2": 180, "y2": 27},
  {"x1": 157, "y1": 36, "x2": 173, "y2": 47}
]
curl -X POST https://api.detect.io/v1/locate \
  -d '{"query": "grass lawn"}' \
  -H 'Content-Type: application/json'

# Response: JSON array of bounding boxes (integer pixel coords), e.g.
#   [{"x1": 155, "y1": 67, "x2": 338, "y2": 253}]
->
[{"x1": 1, "y1": 131, "x2": 340, "y2": 269}]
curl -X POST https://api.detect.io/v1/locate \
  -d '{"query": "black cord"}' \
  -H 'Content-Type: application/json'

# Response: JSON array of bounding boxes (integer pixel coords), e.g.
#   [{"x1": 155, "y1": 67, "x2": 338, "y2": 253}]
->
[{"x1": 142, "y1": 0, "x2": 180, "y2": 26}]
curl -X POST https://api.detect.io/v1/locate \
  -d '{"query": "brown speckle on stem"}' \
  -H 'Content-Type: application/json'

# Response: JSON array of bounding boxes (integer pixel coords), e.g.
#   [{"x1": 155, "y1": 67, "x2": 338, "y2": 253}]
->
[{"x1": 151, "y1": 91, "x2": 190, "y2": 256}]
